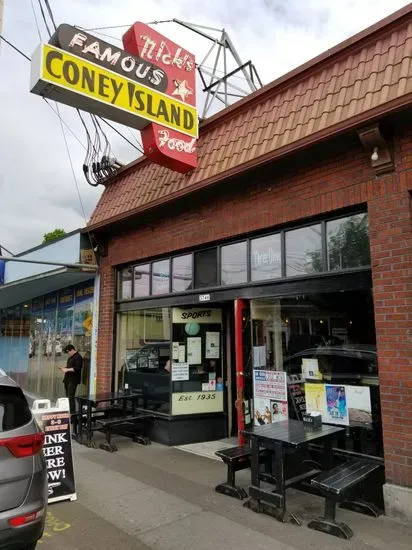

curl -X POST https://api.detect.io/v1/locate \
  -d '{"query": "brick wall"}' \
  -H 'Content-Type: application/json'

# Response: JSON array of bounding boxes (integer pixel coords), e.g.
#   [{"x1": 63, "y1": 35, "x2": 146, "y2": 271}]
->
[
  {"x1": 96, "y1": 256, "x2": 115, "y2": 393},
  {"x1": 369, "y1": 189, "x2": 412, "y2": 487},
  {"x1": 96, "y1": 127, "x2": 412, "y2": 485}
]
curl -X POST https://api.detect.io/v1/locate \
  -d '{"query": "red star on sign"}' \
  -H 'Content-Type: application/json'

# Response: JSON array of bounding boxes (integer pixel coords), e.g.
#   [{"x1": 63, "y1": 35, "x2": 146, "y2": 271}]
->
[{"x1": 123, "y1": 23, "x2": 198, "y2": 173}]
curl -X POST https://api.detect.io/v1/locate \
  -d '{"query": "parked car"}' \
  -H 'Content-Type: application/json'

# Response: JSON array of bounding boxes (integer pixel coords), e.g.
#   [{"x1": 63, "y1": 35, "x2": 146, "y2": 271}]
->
[{"x1": 0, "y1": 371, "x2": 47, "y2": 549}]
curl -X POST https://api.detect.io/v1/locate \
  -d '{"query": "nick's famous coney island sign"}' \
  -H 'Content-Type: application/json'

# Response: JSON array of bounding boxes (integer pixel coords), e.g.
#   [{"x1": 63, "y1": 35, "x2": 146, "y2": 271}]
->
[{"x1": 31, "y1": 23, "x2": 198, "y2": 173}]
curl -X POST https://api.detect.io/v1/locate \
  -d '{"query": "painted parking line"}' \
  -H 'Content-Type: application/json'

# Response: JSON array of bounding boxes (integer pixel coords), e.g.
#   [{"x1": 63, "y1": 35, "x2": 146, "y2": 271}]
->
[{"x1": 38, "y1": 511, "x2": 72, "y2": 544}]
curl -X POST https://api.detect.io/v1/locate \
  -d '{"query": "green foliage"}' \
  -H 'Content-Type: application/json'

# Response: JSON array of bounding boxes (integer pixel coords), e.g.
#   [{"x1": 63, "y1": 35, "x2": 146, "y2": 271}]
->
[{"x1": 42, "y1": 229, "x2": 66, "y2": 244}]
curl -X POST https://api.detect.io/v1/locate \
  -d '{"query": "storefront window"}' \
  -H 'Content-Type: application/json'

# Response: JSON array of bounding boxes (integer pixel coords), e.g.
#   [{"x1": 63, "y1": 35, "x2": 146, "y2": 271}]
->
[
  {"x1": 286, "y1": 224, "x2": 323, "y2": 276},
  {"x1": 194, "y1": 248, "x2": 218, "y2": 288},
  {"x1": 0, "y1": 280, "x2": 94, "y2": 403},
  {"x1": 327, "y1": 213, "x2": 370, "y2": 270},
  {"x1": 221, "y1": 241, "x2": 247, "y2": 286},
  {"x1": 172, "y1": 254, "x2": 192, "y2": 293},
  {"x1": 251, "y1": 234, "x2": 281, "y2": 281},
  {"x1": 117, "y1": 308, "x2": 171, "y2": 413},
  {"x1": 152, "y1": 259, "x2": 170, "y2": 295},
  {"x1": 120, "y1": 267, "x2": 133, "y2": 300},
  {"x1": 171, "y1": 307, "x2": 224, "y2": 415},
  {"x1": 134, "y1": 264, "x2": 150, "y2": 297},
  {"x1": 249, "y1": 290, "x2": 381, "y2": 457}
]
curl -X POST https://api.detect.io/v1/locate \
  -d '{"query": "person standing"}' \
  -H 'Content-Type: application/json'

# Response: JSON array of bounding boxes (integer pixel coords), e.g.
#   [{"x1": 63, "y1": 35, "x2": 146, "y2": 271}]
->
[{"x1": 59, "y1": 344, "x2": 83, "y2": 415}]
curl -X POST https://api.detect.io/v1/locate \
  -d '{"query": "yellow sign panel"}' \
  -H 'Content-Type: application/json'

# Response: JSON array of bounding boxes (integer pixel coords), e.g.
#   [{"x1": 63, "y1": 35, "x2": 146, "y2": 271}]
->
[
  {"x1": 31, "y1": 44, "x2": 198, "y2": 138},
  {"x1": 172, "y1": 391, "x2": 224, "y2": 415}
]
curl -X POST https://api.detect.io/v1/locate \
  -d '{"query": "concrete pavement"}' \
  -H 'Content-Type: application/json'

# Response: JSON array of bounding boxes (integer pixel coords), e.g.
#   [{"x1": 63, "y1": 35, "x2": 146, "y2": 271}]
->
[{"x1": 39, "y1": 435, "x2": 412, "y2": 549}]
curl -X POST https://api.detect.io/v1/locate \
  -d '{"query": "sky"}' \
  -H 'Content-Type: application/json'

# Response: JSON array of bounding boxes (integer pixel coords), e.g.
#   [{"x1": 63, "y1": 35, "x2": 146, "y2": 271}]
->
[{"x1": 0, "y1": 0, "x2": 410, "y2": 254}]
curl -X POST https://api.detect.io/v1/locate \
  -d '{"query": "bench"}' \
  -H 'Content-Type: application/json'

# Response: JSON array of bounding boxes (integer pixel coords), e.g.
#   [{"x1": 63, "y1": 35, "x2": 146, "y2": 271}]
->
[
  {"x1": 307, "y1": 459, "x2": 382, "y2": 539},
  {"x1": 215, "y1": 446, "x2": 271, "y2": 500},
  {"x1": 96, "y1": 414, "x2": 153, "y2": 452}
]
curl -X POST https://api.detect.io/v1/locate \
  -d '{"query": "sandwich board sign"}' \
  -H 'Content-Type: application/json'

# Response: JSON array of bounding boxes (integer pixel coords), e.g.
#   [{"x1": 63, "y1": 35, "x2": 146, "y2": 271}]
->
[{"x1": 32, "y1": 398, "x2": 77, "y2": 504}]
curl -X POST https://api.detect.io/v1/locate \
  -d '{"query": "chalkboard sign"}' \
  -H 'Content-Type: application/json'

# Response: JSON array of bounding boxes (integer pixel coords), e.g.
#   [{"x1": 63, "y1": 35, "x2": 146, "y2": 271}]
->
[
  {"x1": 33, "y1": 409, "x2": 76, "y2": 503},
  {"x1": 287, "y1": 374, "x2": 306, "y2": 421}
]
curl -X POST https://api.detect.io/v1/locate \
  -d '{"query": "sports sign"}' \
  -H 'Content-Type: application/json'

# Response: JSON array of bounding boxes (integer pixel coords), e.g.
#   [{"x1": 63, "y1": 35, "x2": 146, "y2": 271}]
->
[{"x1": 30, "y1": 23, "x2": 198, "y2": 173}]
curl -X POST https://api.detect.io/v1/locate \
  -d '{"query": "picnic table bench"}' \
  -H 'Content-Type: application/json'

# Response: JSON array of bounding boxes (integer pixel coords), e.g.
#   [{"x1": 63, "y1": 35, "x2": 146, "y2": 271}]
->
[
  {"x1": 308, "y1": 459, "x2": 382, "y2": 539},
  {"x1": 96, "y1": 413, "x2": 153, "y2": 452},
  {"x1": 215, "y1": 446, "x2": 271, "y2": 500}
]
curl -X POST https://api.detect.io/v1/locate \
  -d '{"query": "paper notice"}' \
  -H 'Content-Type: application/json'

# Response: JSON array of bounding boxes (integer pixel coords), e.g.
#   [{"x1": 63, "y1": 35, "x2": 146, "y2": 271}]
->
[
  {"x1": 172, "y1": 363, "x2": 189, "y2": 381},
  {"x1": 172, "y1": 342, "x2": 180, "y2": 361},
  {"x1": 178, "y1": 345, "x2": 186, "y2": 363},
  {"x1": 187, "y1": 337, "x2": 202, "y2": 365},
  {"x1": 206, "y1": 332, "x2": 220, "y2": 359}
]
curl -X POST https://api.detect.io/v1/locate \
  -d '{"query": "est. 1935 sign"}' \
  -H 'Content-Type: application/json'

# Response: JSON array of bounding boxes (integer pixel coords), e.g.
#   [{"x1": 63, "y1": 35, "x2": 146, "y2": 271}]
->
[{"x1": 30, "y1": 23, "x2": 198, "y2": 174}]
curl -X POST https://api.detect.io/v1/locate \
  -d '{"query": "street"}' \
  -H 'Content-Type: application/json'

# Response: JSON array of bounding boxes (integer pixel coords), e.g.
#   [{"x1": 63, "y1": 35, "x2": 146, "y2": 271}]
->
[{"x1": 39, "y1": 436, "x2": 412, "y2": 550}]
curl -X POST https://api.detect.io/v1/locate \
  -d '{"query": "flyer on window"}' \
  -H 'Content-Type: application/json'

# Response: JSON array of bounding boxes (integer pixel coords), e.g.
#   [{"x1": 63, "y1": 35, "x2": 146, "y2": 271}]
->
[
  {"x1": 325, "y1": 385, "x2": 348, "y2": 425},
  {"x1": 304, "y1": 383, "x2": 327, "y2": 416},
  {"x1": 346, "y1": 385, "x2": 372, "y2": 427},
  {"x1": 253, "y1": 370, "x2": 288, "y2": 426},
  {"x1": 187, "y1": 337, "x2": 202, "y2": 364},
  {"x1": 205, "y1": 332, "x2": 220, "y2": 359}
]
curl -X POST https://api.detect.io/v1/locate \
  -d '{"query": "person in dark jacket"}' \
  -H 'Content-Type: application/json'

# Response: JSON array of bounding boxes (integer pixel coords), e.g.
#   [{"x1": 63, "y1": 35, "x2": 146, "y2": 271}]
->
[{"x1": 59, "y1": 344, "x2": 83, "y2": 415}]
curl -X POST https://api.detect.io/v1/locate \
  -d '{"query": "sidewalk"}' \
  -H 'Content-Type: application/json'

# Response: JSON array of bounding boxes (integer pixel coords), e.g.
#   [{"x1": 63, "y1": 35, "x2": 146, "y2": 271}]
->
[{"x1": 40, "y1": 436, "x2": 412, "y2": 549}]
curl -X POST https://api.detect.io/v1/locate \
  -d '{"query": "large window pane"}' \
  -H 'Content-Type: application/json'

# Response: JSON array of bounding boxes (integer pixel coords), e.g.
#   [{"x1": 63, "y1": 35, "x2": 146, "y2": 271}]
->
[
  {"x1": 134, "y1": 264, "x2": 150, "y2": 297},
  {"x1": 221, "y1": 241, "x2": 247, "y2": 286},
  {"x1": 116, "y1": 308, "x2": 171, "y2": 413},
  {"x1": 286, "y1": 224, "x2": 322, "y2": 276},
  {"x1": 172, "y1": 254, "x2": 192, "y2": 293},
  {"x1": 120, "y1": 267, "x2": 133, "y2": 299},
  {"x1": 251, "y1": 234, "x2": 281, "y2": 281},
  {"x1": 327, "y1": 213, "x2": 370, "y2": 271},
  {"x1": 194, "y1": 248, "x2": 218, "y2": 288},
  {"x1": 250, "y1": 290, "x2": 380, "y2": 456},
  {"x1": 152, "y1": 260, "x2": 170, "y2": 295}
]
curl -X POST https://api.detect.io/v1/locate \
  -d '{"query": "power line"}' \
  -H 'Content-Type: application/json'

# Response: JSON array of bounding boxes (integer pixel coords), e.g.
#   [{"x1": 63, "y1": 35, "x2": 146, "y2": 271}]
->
[
  {"x1": 98, "y1": 117, "x2": 143, "y2": 153},
  {"x1": 37, "y1": 0, "x2": 52, "y2": 37},
  {"x1": 0, "y1": 34, "x2": 30, "y2": 60},
  {"x1": 30, "y1": 0, "x2": 43, "y2": 41},
  {"x1": 82, "y1": 24, "x2": 132, "y2": 31},
  {"x1": 55, "y1": 102, "x2": 94, "y2": 249},
  {"x1": 43, "y1": 0, "x2": 57, "y2": 31},
  {"x1": 43, "y1": 100, "x2": 87, "y2": 151}
]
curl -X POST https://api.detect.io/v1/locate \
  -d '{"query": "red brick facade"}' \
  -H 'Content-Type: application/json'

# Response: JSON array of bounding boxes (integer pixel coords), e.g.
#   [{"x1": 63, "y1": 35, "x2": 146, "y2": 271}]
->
[{"x1": 96, "y1": 126, "x2": 412, "y2": 487}]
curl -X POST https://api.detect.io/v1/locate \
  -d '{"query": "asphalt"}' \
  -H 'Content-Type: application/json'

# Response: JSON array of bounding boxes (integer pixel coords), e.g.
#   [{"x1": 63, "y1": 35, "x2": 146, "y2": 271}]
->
[{"x1": 39, "y1": 434, "x2": 412, "y2": 550}]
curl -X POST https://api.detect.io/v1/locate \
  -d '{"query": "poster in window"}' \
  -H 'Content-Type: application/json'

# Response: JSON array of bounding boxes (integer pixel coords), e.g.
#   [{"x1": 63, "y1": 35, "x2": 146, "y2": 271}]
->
[
  {"x1": 187, "y1": 337, "x2": 202, "y2": 365},
  {"x1": 172, "y1": 342, "x2": 180, "y2": 361},
  {"x1": 346, "y1": 385, "x2": 372, "y2": 427},
  {"x1": 325, "y1": 385, "x2": 348, "y2": 425},
  {"x1": 304, "y1": 383, "x2": 326, "y2": 416},
  {"x1": 178, "y1": 345, "x2": 186, "y2": 363},
  {"x1": 253, "y1": 370, "x2": 288, "y2": 426},
  {"x1": 205, "y1": 332, "x2": 220, "y2": 359}
]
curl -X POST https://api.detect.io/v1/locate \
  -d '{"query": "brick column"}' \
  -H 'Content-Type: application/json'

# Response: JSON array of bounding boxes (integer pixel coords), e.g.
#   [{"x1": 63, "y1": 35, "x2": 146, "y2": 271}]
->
[
  {"x1": 368, "y1": 189, "x2": 412, "y2": 519},
  {"x1": 96, "y1": 257, "x2": 115, "y2": 393}
]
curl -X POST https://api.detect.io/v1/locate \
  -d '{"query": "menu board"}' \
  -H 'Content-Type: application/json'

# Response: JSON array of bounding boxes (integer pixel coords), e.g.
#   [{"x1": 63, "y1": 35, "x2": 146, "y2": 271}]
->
[
  {"x1": 287, "y1": 374, "x2": 306, "y2": 420},
  {"x1": 32, "y1": 409, "x2": 76, "y2": 504}
]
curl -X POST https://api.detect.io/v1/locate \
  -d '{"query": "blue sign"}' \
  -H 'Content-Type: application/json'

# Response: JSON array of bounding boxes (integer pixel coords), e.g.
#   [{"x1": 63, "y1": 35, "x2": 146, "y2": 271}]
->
[{"x1": 0, "y1": 260, "x2": 4, "y2": 285}]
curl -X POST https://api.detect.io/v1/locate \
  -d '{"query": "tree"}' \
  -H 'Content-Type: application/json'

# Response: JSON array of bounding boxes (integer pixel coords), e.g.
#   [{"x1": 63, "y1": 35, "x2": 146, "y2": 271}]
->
[
  {"x1": 42, "y1": 229, "x2": 66, "y2": 244},
  {"x1": 308, "y1": 214, "x2": 370, "y2": 272}
]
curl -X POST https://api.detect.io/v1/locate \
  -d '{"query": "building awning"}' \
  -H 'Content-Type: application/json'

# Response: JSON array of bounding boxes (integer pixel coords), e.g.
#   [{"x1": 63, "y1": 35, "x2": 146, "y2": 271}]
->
[{"x1": 0, "y1": 267, "x2": 96, "y2": 309}]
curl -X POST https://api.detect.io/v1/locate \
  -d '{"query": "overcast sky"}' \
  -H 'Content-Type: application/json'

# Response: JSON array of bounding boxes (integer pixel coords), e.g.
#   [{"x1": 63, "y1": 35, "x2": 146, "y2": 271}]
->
[{"x1": 0, "y1": 0, "x2": 410, "y2": 254}]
